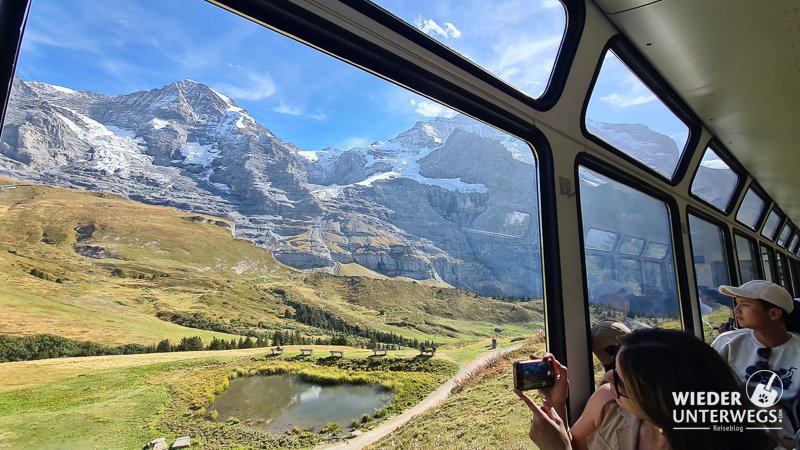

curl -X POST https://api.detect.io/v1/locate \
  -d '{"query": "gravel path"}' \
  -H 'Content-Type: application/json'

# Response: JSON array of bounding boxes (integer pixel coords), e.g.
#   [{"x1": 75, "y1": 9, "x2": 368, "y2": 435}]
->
[{"x1": 321, "y1": 343, "x2": 523, "y2": 449}]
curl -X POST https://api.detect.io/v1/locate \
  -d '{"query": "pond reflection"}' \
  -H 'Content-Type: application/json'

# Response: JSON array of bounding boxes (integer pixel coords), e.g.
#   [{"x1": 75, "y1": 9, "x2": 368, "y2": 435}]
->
[{"x1": 209, "y1": 375, "x2": 393, "y2": 433}]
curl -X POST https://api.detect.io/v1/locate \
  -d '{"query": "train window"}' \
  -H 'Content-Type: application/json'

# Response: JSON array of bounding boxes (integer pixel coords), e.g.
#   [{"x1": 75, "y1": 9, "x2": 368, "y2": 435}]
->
[
  {"x1": 734, "y1": 234, "x2": 758, "y2": 283},
  {"x1": 778, "y1": 224, "x2": 793, "y2": 247},
  {"x1": 761, "y1": 245, "x2": 776, "y2": 283},
  {"x1": 761, "y1": 210, "x2": 782, "y2": 240},
  {"x1": 3, "y1": 0, "x2": 547, "y2": 446},
  {"x1": 776, "y1": 252, "x2": 787, "y2": 288},
  {"x1": 371, "y1": 0, "x2": 567, "y2": 99},
  {"x1": 579, "y1": 167, "x2": 680, "y2": 333},
  {"x1": 688, "y1": 215, "x2": 731, "y2": 343},
  {"x1": 585, "y1": 51, "x2": 690, "y2": 179},
  {"x1": 619, "y1": 235, "x2": 645, "y2": 255},
  {"x1": 585, "y1": 228, "x2": 619, "y2": 251},
  {"x1": 791, "y1": 233, "x2": 800, "y2": 254},
  {"x1": 735, "y1": 188, "x2": 765, "y2": 230},
  {"x1": 644, "y1": 242, "x2": 669, "y2": 259},
  {"x1": 690, "y1": 147, "x2": 739, "y2": 211}
]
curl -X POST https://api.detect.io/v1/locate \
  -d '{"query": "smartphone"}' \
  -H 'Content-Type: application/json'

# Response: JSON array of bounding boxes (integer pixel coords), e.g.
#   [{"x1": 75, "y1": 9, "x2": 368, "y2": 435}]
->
[
  {"x1": 727, "y1": 317, "x2": 735, "y2": 329},
  {"x1": 513, "y1": 358, "x2": 555, "y2": 391}
]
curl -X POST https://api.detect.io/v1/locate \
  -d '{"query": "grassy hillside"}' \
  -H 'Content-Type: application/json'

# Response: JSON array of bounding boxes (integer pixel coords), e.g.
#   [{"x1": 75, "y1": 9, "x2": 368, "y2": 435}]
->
[{"x1": 0, "y1": 177, "x2": 544, "y2": 350}]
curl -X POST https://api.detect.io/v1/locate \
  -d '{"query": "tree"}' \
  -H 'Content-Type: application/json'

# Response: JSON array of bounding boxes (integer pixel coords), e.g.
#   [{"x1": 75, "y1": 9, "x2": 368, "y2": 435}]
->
[{"x1": 156, "y1": 339, "x2": 171, "y2": 353}]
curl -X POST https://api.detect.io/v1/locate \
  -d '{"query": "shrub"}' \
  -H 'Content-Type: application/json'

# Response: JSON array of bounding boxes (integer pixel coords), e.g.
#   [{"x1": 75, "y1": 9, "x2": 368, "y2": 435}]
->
[
  {"x1": 227, "y1": 417, "x2": 240, "y2": 424},
  {"x1": 351, "y1": 419, "x2": 361, "y2": 429},
  {"x1": 321, "y1": 423, "x2": 341, "y2": 434},
  {"x1": 374, "y1": 408, "x2": 388, "y2": 419},
  {"x1": 195, "y1": 407, "x2": 206, "y2": 417},
  {"x1": 361, "y1": 414, "x2": 371, "y2": 424},
  {"x1": 209, "y1": 410, "x2": 219, "y2": 421}
]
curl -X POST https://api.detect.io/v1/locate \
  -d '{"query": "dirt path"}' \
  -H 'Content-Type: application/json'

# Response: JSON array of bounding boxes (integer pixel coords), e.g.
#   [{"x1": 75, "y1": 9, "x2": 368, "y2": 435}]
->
[{"x1": 321, "y1": 343, "x2": 523, "y2": 449}]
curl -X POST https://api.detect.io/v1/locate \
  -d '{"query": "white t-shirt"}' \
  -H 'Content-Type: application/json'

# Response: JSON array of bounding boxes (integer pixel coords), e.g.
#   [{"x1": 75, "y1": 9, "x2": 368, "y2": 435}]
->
[{"x1": 712, "y1": 329, "x2": 800, "y2": 406}]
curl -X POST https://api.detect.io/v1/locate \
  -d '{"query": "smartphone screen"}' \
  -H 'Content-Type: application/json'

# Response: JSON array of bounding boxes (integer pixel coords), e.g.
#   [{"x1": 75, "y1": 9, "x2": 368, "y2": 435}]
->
[{"x1": 514, "y1": 359, "x2": 555, "y2": 390}]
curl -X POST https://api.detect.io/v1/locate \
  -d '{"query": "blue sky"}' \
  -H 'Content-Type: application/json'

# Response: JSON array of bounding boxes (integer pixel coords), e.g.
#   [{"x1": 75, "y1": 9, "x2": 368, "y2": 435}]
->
[{"x1": 13, "y1": 0, "x2": 684, "y2": 154}]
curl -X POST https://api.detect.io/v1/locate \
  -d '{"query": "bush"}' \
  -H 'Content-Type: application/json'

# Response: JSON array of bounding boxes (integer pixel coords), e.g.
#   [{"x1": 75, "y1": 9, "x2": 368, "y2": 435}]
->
[
  {"x1": 227, "y1": 417, "x2": 240, "y2": 424},
  {"x1": 209, "y1": 410, "x2": 219, "y2": 421},
  {"x1": 361, "y1": 414, "x2": 372, "y2": 424},
  {"x1": 195, "y1": 407, "x2": 206, "y2": 417},
  {"x1": 351, "y1": 419, "x2": 361, "y2": 429},
  {"x1": 321, "y1": 423, "x2": 341, "y2": 434}
]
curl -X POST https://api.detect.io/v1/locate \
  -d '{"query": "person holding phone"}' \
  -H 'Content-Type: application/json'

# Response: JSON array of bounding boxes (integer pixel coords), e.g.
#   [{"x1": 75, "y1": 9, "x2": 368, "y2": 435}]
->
[{"x1": 513, "y1": 328, "x2": 773, "y2": 450}]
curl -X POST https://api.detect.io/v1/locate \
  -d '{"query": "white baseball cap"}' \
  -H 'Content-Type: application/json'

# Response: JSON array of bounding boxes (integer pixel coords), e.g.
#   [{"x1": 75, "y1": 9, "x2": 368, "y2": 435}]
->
[{"x1": 718, "y1": 280, "x2": 794, "y2": 313}]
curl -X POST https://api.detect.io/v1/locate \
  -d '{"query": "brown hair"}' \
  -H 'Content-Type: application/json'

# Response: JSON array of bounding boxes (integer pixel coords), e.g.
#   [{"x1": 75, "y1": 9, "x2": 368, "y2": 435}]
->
[{"x1": 617, "y1": 328, "x2": 775, "y2": 450}]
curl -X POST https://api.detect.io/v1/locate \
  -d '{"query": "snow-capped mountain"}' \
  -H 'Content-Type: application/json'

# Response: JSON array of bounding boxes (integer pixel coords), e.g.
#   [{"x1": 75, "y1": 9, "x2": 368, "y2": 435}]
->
[{"x1": 0, "y1": 77, "x2": 689, "y2": 297}]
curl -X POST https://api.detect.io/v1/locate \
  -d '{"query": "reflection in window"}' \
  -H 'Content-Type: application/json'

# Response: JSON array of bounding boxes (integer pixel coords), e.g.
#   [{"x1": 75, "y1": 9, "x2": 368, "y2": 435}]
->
[
  {"x1": 585, "y1": 229, "x2": 619, "y2": 251},
  {"x1": 761, "y1": 210, "x2": 781, "y2": 240},
  {"x1": 645, "y1": 242, "x2": 669, "y2": 259},
  {"x1": 761, "y1": 246, "x2": 775, "y2": 283},
  {"x1": 371, "y1": 0, "x2": 567, "y2": 99},
  {"x1": 578, "y1": 166, "x2": 680, "y2": 335},
  {"x1": 778, "y1": 225, "x2": 793, "y2": 247},
  {"x1": 585, "y1": 51, "x2": 690, "y2": 179},
  {"x1": 790, "y1": 234, "x2": 800, "y2": 254},
  {"x1": 776, "y1": 252, "x2": 787, "y2": 287},
  {"x1": 691, "y1": 148, "x2": 739, "y2": 211},
  {"x1": 688, "y1": 215, "x2": 731, "y2": 343},
  {"x1": 735, "y1": 235, "x2": 758, "y2": 283},
  {"x1": 736, "y1": 189, "x2": 765, "y2": 230},
  {"x1": 619, "y1": 236, "x2": 644, "y2": 255}
]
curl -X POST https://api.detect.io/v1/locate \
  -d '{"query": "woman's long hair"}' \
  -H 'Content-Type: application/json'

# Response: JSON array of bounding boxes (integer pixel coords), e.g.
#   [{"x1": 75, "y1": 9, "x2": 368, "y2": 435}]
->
[{"x1": 617, "y1": 328, "x2": 776, "y2": 450}]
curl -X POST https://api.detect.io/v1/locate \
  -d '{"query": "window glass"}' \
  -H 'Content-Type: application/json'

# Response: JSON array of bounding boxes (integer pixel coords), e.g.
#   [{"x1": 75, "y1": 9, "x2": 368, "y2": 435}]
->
[
  {"x1": 585, "y1": 228, "x2": 619, "y2": 251},
  {"x1": 778, "y1": 225, "x2": 793, "y2": 247},
  {"x1": 371, "y1": 0, "x2": 567, "y2": 99},
  {"x1": 585, "y1": 51, "x2": 690, "y2": 179},
  {"x1": 579, "y1": 166, "x2": 680, "y2": 334},
  {"x1": 736, "y1": 188, "x2": 765, "y2": 230},
  {"x1": 761, "y1": 246, "x2": 775, "y2": 283},
  {"x1": 735, "y1": 234, "x2": 758, "y2": 283},
  {"x1": 688, "y1": 215, "x2": 731, "y2": 343},
  {"x1": 690, "y1": 148, "x2": 739, "y2": 211},
  {"x1": 789, "y1": 234, "x2": 799, "y2": 254},
  {"x1": 776, "y1": 252, "x2": 787, "y2": 288},
  {"x1": 619, "y1": 236, "x2": 644, "y2": 255},
  {"x1": 761, "y1": 210, "x2": 781, "y2": 240},
  {"x1": 3, "y1": 0, "x2": 546, "y2": 446},
  {"x1": 644, "y1": 242, "x2": 669, "y2": 259}
]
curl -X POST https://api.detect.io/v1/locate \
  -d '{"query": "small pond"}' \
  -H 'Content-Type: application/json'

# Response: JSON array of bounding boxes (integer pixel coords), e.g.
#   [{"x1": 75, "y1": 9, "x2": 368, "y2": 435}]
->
[{"x1": 208, "y1": 375, "x2": 394, "y2": 433}]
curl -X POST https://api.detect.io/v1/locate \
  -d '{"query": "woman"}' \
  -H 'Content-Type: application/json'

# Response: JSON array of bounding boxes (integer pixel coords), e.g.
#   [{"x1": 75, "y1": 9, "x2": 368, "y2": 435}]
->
[{"x1": 514, "y1": 328, "x2": 775, "y2": 450}]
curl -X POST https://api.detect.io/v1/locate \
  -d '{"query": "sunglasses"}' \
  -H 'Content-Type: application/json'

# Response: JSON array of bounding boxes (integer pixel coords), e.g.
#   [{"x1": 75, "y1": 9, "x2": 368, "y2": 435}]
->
[
  {"x1": 612, "y1": 367, "x2": 629, "y2": 399},
  {"x1": 755, "y1": 347, "x2": 771, "y2": 371}
]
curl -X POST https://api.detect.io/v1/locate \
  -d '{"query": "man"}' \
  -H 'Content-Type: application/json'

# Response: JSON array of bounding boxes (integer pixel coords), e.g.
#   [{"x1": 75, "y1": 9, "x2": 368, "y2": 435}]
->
[{"x1": 712, "y1": 280, "x2": 799, "y2": 435}]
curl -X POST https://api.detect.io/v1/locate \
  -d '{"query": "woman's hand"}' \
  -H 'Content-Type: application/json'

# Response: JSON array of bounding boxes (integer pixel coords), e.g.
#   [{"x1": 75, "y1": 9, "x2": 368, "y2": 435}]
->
[
  {"x1": 514, "y1": 388, "x2": 572, "y2": 450},
  {"x1": 535, "y1": 353, "x2": 569, "y2": 411}
]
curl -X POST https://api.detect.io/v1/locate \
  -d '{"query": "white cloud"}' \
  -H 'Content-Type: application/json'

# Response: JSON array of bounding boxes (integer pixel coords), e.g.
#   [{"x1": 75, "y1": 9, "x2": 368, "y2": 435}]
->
[
  {"x1": 272, "y1": 101, "x2": 326, "y2": 119},
  {"x1": 273, "y1": 101, "x2": 304, "y2": 116},
  {"x1": 340, "y1": 137, "x2": 371, "y2": 149},
  {"x1": 599, "y1": 92, "x2": 656, "y2": 108},
  {"x1": 414, "y1": 16, "x2": 461, "y2": 39},
  {"x1": 444, "y1": 23, "x2": 462, "y2": 39},
  {"x1": 410, "y1": 99, "x2": 457, "y2": 118},
  {"x1": 213, "y1": 72, "x2": 276, "y2": 101}
]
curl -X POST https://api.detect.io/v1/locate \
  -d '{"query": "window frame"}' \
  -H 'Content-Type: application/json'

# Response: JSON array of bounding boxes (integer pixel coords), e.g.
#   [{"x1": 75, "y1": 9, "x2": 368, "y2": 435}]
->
[
  {"x1": 580, "y1": 36, "x2": 703, "y2": 186},
  {"x1": 688, "y1": 140, "x2": 746, "y2": 215},
  {"x1": 760, "y1": 207, "x2": 784, "y2": 242},
  {"x1": 337, "y1": 0, "x2": 586, "y2": 111},
  {"x1": 778, "y1": 223, "x2": 794, "y2": 248},
  {"x1": 574, "y1": 152, "x2": 694, "y2": 334},
  {"x1": 733, "y1": 230, "x2": 762, "y2": 282},
  {"x1": 735, "y1": 184, "x2": 769, "y2": 231}
]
